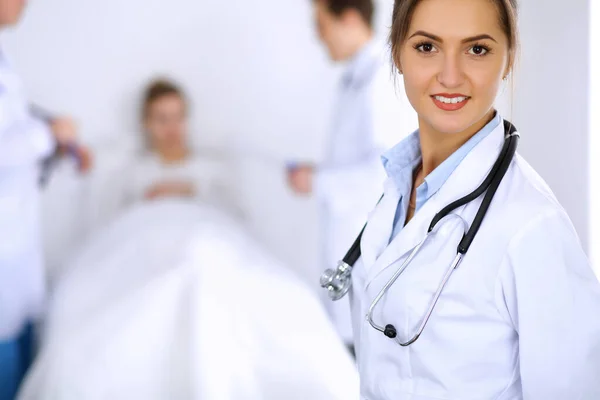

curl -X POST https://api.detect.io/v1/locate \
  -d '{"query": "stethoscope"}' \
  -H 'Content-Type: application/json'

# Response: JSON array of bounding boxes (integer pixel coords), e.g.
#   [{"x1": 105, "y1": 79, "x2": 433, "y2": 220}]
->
[
  {"x1": 320, "y1": 120, "x2": 519, "y2": 346},
  {"x1": 29, "y1": 104, "x2": 83, "y2": 187}
]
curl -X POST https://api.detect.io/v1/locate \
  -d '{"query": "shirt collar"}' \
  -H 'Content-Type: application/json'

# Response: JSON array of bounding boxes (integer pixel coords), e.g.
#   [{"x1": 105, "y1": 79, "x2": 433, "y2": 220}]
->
[
  {"x1": 419, "y1": 112, "x2": 501, "y2": 201},
  {"x1": 382, "y1": 112, "x2": 502, "y2": 208},
  {"x1": 381, "y1": 129, "x2": 421, "y2": 185}
]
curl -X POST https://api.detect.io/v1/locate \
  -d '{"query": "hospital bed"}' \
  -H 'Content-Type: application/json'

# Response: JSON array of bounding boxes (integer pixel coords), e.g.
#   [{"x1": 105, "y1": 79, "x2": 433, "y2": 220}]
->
[{"x1": 22, "y1": 143, "x2": 358, "y2": 400}]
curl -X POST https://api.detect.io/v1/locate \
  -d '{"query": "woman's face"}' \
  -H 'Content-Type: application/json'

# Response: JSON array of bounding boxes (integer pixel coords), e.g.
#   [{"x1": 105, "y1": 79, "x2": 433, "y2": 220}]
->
[
  {"x1": 145, "y1": 94, "x2": 187, "y2": 151},
  {"x1": 398, "y1": 0, "x2": 510, "y2": 135}
]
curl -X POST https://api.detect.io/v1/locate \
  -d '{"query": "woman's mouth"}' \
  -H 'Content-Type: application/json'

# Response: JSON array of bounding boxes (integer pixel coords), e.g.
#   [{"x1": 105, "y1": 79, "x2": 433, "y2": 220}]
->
[{"x1": 431, "y1": 94, "x2": 470, "y2": 111}]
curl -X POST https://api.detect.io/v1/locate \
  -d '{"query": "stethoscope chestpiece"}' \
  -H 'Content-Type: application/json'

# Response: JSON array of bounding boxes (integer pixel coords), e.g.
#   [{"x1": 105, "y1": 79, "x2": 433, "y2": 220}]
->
[
  {"x1": 320, "y1": 261, "x2": 353, "y2": 301},
  {"x1": 384, "y1": 324, "x2": 397, "y2": 339}
]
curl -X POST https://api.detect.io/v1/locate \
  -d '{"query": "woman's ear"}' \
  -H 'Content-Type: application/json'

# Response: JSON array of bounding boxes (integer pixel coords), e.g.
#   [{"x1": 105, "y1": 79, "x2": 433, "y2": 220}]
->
[
  {"x1": 394, "y1": 54, "x2": 403, "y2": 75},
  {"x1": 504, "y1": 51, "x2": 516, "y2": 80},
  {"x1": 502, "y1": 62, "x2": 510, "y2": 80}
]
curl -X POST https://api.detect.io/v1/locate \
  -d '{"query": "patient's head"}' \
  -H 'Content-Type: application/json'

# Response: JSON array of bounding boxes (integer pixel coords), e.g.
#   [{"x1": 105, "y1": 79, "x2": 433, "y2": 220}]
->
[{"x1": 142, "y1": 79, "x2": 188, "y2": 158}]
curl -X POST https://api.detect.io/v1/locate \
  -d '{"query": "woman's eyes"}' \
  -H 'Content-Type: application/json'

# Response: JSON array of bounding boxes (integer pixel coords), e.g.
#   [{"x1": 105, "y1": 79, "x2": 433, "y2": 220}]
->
[
  {"x1": 468, "y1": 45, "x2": 490, "y2": 56},
  {"x1": 414, "y1": 42, "x2": 436, "y2": 53},
  {"x1": 413, "y1": 42, "x2": 491, "y2": 57}
]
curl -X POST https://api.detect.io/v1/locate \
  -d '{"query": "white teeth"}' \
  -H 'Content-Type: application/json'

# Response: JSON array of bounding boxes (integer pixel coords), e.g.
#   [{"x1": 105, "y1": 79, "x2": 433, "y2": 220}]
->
[{"x1": 435, "y1": 95, "x2": 467, "y2": 104}]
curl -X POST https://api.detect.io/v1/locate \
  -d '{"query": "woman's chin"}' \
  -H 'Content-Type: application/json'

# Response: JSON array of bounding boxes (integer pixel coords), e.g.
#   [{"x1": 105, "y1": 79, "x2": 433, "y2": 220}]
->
[
  {"x1": 428, "y1": 116, "x2": 472, "y2": 136},
  {"x1": 421, "y1": 101, "x2": 497, "y2": 136}
]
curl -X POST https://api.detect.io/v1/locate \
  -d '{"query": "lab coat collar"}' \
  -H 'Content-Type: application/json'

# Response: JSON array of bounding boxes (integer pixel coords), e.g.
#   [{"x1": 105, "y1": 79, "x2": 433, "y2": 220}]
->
[{"x1": 360, "y1": 116, "x2": 509, "y2": 285}]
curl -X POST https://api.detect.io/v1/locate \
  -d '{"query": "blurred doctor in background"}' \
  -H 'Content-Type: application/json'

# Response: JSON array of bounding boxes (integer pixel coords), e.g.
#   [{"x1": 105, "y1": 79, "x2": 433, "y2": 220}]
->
[
  {"x1": 0, "y1": 0, "x2": 90, "y2": 398},
  {"x1": 287, "y1": 0, "x2": 417, "y2": 350}
]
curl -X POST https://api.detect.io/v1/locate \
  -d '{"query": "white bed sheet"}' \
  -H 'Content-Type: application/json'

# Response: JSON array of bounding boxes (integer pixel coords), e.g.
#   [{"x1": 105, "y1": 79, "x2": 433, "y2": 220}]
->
[{"x1": 19, "y1": 199, "x2": 359, "y2": 400}]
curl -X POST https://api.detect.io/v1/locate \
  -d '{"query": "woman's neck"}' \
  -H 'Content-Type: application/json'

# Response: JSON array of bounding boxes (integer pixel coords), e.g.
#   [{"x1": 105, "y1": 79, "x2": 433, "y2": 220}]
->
[{"x1": 419, "y1": 109, "x2": 496, "y2": 176}]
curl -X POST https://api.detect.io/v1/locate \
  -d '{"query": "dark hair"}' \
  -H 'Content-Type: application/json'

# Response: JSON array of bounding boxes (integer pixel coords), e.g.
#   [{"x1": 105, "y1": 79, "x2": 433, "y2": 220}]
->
[
  {"x1": 315, "y1": 0, "x2": 375, "y2": 27},
  {"x1": 142, "y1": 78, "x2": 186, "y2": 119},
  {"x1": 390, "y1": 0, "x2": 519, "y2": 71}
]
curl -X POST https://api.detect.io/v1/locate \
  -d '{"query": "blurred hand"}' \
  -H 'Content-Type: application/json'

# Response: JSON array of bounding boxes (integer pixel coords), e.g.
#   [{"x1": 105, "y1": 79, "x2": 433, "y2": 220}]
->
[
  {"x1": 70, "y1": 145, "x2": 93, "y2": 173},
  {"x1": 287, "y1": 164, "x2": 314, "y2": 195},
  {"x1": 50, "y1": 117, "x2": 77, "y2": 145},
  {"x1": 145, "y1": 181, "x2": 195, "y2": 200},
  {"x1": 50, "y1": 116, "x2": 93, "y2": 174}
]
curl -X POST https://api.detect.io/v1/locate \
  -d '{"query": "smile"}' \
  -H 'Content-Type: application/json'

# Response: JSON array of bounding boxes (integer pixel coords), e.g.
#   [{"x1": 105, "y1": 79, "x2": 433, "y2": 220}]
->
[{"x1": 431, "y1": 94, "x2": 470, "y2": 111}]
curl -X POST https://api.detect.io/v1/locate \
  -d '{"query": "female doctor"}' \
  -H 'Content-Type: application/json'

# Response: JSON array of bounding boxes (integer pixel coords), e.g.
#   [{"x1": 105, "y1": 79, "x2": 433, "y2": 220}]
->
[{"x1": 329, "y1": 0, "x2": 600, "y2": 398}]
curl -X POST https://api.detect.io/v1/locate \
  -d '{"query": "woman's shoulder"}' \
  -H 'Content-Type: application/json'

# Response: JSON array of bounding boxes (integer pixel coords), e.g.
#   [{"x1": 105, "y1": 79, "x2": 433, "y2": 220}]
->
[
  {"x1": 496, "y1": 153, "x2": 581, "y2": 251},
  {"x1": 506, "y1": 154, "x2": 568, "y2": 216},
  {"x1": 469, "y1": 151, "x2": 581, "y2": 266}
]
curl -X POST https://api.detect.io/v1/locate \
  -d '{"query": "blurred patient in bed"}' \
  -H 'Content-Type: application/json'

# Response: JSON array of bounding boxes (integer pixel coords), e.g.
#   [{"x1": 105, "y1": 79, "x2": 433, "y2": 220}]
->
[
  {"x1": 18, "y1": 81, "x2": 358, "y2": 400},
  {"x1": 126, "y1": 79, "x2": 233, "y2": 208}
]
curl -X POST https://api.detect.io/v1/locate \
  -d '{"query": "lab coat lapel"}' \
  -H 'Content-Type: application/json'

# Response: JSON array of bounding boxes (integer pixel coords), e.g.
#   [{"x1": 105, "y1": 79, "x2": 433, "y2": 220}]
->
[
  {"x1": 365, "y1": 191, "x2": 446, "y2": 286},
  {"x1": 359, "y1": 179, "x2": 399, "y2": 271},
  {"x1": 364, "y1": 118, "x2": 507, "y2": 285}
]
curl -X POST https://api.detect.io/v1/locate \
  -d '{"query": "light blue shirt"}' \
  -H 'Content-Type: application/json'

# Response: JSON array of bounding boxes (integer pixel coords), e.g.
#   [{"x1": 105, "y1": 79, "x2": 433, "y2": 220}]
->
[{"x1": 383, "y1": 113, "x2": 501, "y2": 241}]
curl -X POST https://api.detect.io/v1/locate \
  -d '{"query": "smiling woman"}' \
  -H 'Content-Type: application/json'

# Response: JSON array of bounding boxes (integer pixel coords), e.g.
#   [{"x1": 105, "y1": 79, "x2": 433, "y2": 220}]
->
[
  {"x1": 393, "y1": 0, "x2": 516, "y2": 165},
  {"x1": 335, "y1": 0, "x2": 600, "y2": 398}
]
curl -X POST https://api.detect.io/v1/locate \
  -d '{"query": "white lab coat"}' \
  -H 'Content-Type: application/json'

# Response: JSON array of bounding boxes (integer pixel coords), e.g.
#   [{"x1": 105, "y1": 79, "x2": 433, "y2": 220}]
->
[
  {"x1": 350, "y1": 119, "x2": 600, "y2": 399},
  {"x1": 313, "y1": 39, "x2": 417, "y2": 343},
  {"x1": 0, "y1": 50, "x2": 55, "y2": 340}
]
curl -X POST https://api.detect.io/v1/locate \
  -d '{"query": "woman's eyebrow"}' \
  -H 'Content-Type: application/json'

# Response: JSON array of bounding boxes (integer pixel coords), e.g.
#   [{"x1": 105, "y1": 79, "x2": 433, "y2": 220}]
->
[{"x1": 408, "y1": 30, "x2": 498, "y2": 44}]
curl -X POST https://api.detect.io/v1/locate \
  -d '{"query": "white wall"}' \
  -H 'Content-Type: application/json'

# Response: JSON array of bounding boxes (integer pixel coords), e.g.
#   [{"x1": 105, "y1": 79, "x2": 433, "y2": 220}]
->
[
  {"x1": 4, "y1": 0, "x2": 333, "y2": 285},
  {"x1": 3, "y1": 0, "x2": 594, "y2": 280},
  {"x1": 511, "y1": 0, "x2": 591, "y2": 252},
  {"x1": 4, "y1": 0, "x2": 331, "y2": 149},
  {"x1": 3, "y1": 0, "x2": 398, "y2": 287},
  {"x1": 590, "y1": 0, "x2": 599, "y2": 272}
]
